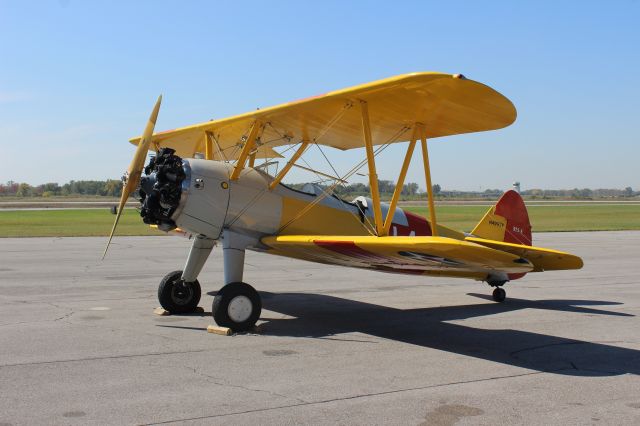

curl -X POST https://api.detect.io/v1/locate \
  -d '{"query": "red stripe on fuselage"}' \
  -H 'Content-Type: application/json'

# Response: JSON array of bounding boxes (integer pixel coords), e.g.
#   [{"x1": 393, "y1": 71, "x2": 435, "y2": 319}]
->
[{"x1": 389, "y1": 210, "x2": 431, "y2": 236}]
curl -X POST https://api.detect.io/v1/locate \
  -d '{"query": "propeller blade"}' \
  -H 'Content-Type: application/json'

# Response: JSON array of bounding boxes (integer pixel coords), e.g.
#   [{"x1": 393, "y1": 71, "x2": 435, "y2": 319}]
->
[{"x1": 102, "y1": 95, "x2": 162, "y2": 259}]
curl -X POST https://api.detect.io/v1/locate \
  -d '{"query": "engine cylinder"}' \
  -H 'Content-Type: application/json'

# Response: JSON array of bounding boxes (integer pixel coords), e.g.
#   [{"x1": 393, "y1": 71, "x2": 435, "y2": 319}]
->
[{"x1": 139, "y1": 148, "x2": 185, "y2": 231}]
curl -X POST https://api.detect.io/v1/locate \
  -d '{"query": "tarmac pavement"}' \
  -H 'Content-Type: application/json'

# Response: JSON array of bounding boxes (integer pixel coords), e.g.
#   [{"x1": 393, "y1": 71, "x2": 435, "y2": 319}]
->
[{"x1": 0, "y1": 232, "x2": 639, "y2": 425}]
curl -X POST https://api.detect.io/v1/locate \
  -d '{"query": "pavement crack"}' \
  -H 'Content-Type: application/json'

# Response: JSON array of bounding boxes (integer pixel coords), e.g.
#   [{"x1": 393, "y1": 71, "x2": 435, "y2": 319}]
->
[
  {"x1": 54, "y1": 309, "x2": 75, "y2": 321},
  {"x1": 146, "y1": 368, "x2": 560, "y2": 424},
  {"x1": 509, "y1": 341, "x2": 586, "y2": 357},
  {"x1": 174, "y1": 364, "x2": 308, "y2": 405},
  {"x1": 0, "y1": 302, "x2": 75, "y2": 326},
  {"x1": 44, "y1": 302, "x2": 75, "y2": 322},
  {"x1": 0, "y1": 349, "x2": 206, "y2": 368}
]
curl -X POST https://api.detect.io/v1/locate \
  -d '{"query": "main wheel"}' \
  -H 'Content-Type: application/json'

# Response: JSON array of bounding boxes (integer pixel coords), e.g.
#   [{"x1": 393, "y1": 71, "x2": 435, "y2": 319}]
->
[
  {"x1": 158, "y1": 270, "x2": 201, "y2": 314},
  {"x1": 492, "y1": 287, "x2": 506, "y2": 303},
  {"x1": 212, "y1": 282, "x2": 261, "y2": 331}
]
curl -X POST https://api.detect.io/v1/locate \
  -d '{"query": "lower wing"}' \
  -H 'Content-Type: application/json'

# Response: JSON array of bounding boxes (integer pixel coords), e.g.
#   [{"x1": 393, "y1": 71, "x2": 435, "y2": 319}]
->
[{"x1": 261, "y1": 235, "x2": 534, "y2": 276}]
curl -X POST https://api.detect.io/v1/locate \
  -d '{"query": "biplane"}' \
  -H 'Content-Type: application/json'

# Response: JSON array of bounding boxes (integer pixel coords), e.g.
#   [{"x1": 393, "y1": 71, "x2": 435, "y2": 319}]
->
[{"x1": 104, "y1": 72, "x2": 583, "y2": 331}]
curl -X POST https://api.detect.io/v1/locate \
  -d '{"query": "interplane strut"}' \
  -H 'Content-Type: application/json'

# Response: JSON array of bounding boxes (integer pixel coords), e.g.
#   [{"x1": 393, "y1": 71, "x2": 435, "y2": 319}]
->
[
  {"x1": 359, "y1": 100, "x2": 384, "y2": 236},
  {"x1": 418, "y1": 124, "x2": 438, "y2": 236}
]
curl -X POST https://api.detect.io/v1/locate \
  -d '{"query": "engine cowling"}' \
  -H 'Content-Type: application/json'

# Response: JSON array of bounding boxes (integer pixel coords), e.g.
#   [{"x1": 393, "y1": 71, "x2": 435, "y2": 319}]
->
[{"x1": 140, "y1": 150, "x2": 231, "y2": 238}]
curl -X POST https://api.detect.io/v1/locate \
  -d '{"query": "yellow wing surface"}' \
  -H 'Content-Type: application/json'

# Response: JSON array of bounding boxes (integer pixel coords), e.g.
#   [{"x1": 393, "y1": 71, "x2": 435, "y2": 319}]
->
[
  {"x1": 464, "y1": 237, "x2": 583, "y2": 272},
  {"x1": 130, "y1": 72, "x2": 516, "y2": 159},
  {"x1": 261, "y1": 235, "x2": 533, "y2": 279}
]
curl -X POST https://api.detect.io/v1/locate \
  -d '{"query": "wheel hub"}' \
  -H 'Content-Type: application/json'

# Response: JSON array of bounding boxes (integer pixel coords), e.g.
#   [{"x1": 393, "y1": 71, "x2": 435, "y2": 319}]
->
[
  {"x1": 227, "y1": 295, "x2": 253, "y2": 323},
  {"x1": 171, "y1": 282, "x2": 193, "y2": 306}
]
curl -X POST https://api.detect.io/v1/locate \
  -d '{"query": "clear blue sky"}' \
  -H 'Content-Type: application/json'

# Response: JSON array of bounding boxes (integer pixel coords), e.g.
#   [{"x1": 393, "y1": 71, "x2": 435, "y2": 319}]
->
[{"x1": 1, "y1": 0, "x2": 638, "y2": 191}]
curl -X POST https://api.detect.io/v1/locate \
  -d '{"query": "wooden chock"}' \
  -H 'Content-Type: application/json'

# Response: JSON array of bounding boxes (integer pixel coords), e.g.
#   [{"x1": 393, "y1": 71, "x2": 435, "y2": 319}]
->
[
  {"x1": 154, "y1": 306, "x2": 204, "y2": 316},
  {"x1": 207, "y1": 325, "x2": 232, "y2": 336},
  {"x1": 206, "y1": 323, "x2": 264, "y2": 335}
]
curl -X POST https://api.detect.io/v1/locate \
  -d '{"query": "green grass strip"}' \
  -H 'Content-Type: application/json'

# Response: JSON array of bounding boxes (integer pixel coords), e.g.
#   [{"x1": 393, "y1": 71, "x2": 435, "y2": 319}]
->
[{"x1": 0, "y1": 204, "x2": 639, "y2": 237}]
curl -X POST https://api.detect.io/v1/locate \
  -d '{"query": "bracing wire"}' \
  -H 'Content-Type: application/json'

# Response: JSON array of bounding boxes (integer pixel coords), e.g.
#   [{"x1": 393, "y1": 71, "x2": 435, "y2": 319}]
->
[{"x1": 276, "y1": 125, "x2": 411, "y2": 235}]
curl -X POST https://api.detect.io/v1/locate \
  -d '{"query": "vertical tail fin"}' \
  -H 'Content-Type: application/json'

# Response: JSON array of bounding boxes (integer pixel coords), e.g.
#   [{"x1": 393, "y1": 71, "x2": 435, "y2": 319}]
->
[{"x1": 471, "y1": 190, "x2": 532, "y2": 246}]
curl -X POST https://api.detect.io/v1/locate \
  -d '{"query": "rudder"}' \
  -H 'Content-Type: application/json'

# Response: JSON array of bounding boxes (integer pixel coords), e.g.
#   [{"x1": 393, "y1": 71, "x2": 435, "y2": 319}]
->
[{"x1": 471, "y1": 190, "x2": 532, "y2": 246}]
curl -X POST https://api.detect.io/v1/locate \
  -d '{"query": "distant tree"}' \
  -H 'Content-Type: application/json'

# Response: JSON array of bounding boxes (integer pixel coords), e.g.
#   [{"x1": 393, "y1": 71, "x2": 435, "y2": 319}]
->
[
  {"x1": 39, "y1": 182, "x2": 61, "y2": 196},
  {"x1": 104, "y1": 179, "x2": 122, "y2": 197},
  {"x1": 580, "y1": 188, "x2": 593, "y2": 198},
  {"x1": 432, "y1": 184, "x2": 441, "y2": 194},
  {"x1": 624, "y1": 186, "x2": 633, "y2": 197},
  {"x1": 16, "y1": 183, "x2": 33, "y2": 197},
  {"x1": 528, "y1": 189, "x2": 544, "y2": 199},
  {"x1": 571, "y1": 188, "x2": 581, "y2": 198},
  {"x1": 401, "y1": 182, "x2": 419, "y2": 196},
  {"x1": 0, "y1": 181, "x2": 18, "y2": 195},
  {"x1": 377, "y1": 179, "x2": 395, "y2": 194}
]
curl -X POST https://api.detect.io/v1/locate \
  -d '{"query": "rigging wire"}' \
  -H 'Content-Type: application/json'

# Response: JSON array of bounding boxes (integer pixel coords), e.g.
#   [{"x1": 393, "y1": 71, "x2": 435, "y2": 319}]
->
[{"x1": 276, "y1": 125, "x2": 411, "y2": 235}]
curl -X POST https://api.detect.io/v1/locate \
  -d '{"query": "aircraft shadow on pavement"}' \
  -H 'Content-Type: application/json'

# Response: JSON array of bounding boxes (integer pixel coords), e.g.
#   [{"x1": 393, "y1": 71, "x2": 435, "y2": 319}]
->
[{"x1": 257, "y1": 291, "x2": 639, "y2": 377}]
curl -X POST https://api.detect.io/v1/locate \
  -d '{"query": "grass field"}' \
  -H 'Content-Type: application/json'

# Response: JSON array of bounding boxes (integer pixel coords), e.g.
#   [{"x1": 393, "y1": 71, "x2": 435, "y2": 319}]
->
[
  {"x1": 0, "y1": 204, "x2": 639, "y2": 237},
  {"x1": 0, "y1": 209, "x2": 160, "y2": 237},
  {"x1": 405, "y1": 204, "x2": 640, "y2": 232}
]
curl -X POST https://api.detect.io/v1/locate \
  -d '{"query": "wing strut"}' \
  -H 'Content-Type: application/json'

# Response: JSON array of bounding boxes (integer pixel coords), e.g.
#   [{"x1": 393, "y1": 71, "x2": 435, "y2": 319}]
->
[
  {"x1": 204, "y1": 131, "x2": 214, "y2": 160},
  {"x1": 230, "y1": 120, "x2": 263, "y2": 180},
  {"x1": 383, "y1": 127, "x2": 418, "y2": 236},
  {"x1": 359, "y1": 100, "x2": 384, "y2": 236},
  {"x1": 269, "y1": 141, "x2": 310, "y2": 190},
  {"x1": 418, "y1": 124, "x2": 438, "y2": 236}
]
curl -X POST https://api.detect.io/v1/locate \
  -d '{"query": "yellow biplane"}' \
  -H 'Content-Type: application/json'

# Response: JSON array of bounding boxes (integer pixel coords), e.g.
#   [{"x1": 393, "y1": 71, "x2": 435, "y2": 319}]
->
[{"x1": 104, "y1": 72, "x2": 583, "y2": 331}]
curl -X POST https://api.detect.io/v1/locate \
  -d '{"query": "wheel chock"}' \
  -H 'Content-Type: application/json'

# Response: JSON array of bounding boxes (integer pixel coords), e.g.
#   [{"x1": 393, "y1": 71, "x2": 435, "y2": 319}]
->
[
  {"x1": 153, "y1": 306, "x2": 205, "y2": 316},
  {"x1": 207, "y1": 323, "x2": 263, "y2": 335},
  {"x1": 207, "y1": 325, "x2": 233, "y2": 335}
]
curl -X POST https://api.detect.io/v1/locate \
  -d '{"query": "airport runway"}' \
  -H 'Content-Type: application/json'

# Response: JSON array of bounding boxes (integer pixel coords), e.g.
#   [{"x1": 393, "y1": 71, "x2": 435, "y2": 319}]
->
[{"x1": 1, "y1": 232, "x2": 639, "y2": 425}]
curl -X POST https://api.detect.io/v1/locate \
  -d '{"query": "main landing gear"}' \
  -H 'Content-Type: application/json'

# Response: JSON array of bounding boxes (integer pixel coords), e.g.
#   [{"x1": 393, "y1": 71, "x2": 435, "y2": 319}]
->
[
  {"x1": 212, "y1": 282, "x2": 261, "y2": 331},
  {"x1": 156, "y1": 230, "x2": 262, "y2": 332},
  {"x1": 158, "y1": 270, "x2": 202, "y2": 314}
]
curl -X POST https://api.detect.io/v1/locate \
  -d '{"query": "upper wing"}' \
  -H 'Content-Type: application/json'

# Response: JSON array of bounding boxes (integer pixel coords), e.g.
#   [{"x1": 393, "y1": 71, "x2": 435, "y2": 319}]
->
[
  {"x1": 261, "y1": 235, "x2": 533, "y2": 276},
  {"x1": 465, "y1": 237, "x2": 584, "y2": 272},
  {"x1": 131, "y1": 72, "x2": 516, "y2": 158}
]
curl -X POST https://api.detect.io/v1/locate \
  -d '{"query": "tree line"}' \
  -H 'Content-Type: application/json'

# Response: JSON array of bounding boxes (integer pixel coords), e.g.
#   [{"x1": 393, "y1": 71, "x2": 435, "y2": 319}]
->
[
  {"x1": 1, "y1": 180, "x2": 123, "y2": 197},
  {"x1": 0, "y1": 179, "x2": 636, "y2": 199}
]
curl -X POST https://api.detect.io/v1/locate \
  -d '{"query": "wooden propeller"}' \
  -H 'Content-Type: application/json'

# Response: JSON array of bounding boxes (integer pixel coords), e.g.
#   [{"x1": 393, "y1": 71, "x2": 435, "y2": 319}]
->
[{"x1": 102, "y1": 95, "x2": 162, "y2": 259}]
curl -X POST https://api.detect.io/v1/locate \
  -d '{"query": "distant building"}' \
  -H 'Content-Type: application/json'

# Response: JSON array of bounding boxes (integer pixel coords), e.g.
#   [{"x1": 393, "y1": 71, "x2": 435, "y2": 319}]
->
[{"x1": 512, "y1": 181, "x2": 521, "y2": 193}]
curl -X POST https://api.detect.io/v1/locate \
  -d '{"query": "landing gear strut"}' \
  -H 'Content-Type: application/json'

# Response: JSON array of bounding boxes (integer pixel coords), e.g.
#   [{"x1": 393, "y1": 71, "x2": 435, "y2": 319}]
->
[
  {"x1": 157, "y1": 270, "x2": 202, "y2": 313},
  {"x1": 161, "y1": 230, "x2": 262, "y2": 330}
]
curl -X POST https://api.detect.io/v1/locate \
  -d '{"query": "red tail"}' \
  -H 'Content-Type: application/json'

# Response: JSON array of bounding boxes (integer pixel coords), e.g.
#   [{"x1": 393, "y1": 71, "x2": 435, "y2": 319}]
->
[{"x1": 472, "y1": 190, "x2": 532, "y2": 246}]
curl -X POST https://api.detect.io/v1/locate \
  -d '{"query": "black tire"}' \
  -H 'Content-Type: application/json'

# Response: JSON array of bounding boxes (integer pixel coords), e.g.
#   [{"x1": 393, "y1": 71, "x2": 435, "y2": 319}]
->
[
  {"x1": 157, "y1": 270, "x2": 201, "y2": 314},
  {"x1": 212, "y1": 282, "x2": 261, "y2": 331},
  {"x1": 492, "y1": 287, "x2": 506, "y2": 303}
]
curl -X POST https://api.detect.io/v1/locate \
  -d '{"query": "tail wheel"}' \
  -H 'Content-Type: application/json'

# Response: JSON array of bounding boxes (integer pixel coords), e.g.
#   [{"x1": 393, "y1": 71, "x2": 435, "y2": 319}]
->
[
  {"x1": 492, "y1": 287, "x2": 506, "y2": 303},
  {"x1": 158, "y1": 270, "x2": 201, "y2": 314},
  {"x1": 212, "y1": 282, "x2": 261, "y2": 331}
]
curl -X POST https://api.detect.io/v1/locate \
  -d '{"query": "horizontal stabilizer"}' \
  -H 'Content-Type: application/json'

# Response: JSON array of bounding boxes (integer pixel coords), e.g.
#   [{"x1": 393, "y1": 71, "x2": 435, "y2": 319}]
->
[{"x1": 465, "y1": 236, "x2": 583, "y2": 272}]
